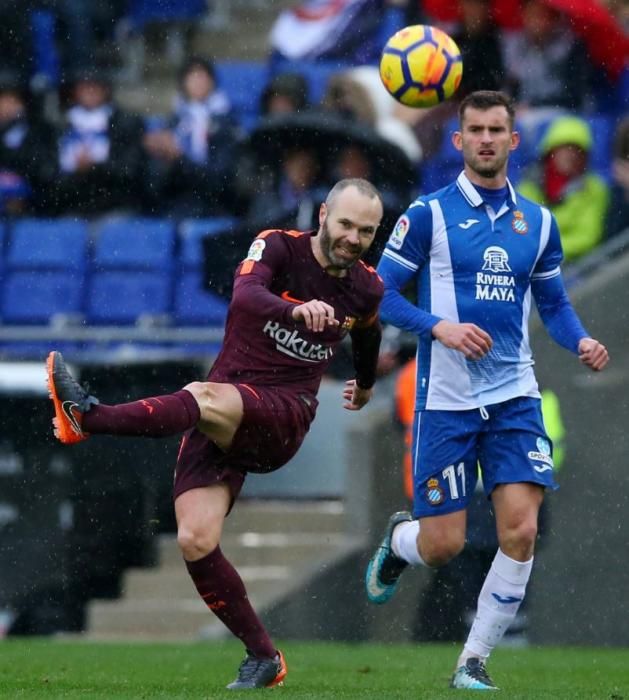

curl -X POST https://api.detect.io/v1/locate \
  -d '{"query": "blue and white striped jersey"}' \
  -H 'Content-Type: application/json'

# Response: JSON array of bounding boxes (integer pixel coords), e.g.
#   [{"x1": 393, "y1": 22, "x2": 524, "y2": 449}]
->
[{"x1": 378, "y1": 172, "x2": 571, "y2": 411}]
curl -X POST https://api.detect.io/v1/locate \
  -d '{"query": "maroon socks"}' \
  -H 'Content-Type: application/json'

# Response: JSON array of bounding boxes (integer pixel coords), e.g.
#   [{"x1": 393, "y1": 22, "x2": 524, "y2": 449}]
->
[
  {"x1": 186, "y1": 547, "x2": 276, "y2": 659},
  {"x1": 82, "y1": 389, "x2": 200, "y2": 437}
]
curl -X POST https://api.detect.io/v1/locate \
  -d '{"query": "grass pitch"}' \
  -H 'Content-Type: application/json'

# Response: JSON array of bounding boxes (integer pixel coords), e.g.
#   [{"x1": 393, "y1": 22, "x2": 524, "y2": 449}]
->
[{"x1": 0, "y1": 638, "x2": 627, "y2": 699}]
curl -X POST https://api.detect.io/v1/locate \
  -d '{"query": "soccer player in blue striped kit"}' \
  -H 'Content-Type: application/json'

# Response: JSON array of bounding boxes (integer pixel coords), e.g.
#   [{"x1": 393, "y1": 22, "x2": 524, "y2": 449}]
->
[{"x1": 365, "y1": 91, "x2": 609, "y2": 690}]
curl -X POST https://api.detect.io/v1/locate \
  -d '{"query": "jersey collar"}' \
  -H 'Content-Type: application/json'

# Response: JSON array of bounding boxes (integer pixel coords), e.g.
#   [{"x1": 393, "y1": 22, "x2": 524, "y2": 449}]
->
[{"x1": 456, "y1": 171, "x2": 518, "y2": 209}]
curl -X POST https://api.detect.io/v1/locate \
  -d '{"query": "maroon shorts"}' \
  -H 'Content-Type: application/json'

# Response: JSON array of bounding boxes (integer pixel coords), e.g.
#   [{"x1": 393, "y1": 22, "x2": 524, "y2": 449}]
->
[{"x1": 173, "y1": 383, "x2": 318, "y2": 505}]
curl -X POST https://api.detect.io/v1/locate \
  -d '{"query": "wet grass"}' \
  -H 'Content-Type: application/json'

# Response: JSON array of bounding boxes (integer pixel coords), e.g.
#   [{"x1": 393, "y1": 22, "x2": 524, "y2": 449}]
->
[{"x1": 0, "y1": 638, "x2": 627, "y2": 698}]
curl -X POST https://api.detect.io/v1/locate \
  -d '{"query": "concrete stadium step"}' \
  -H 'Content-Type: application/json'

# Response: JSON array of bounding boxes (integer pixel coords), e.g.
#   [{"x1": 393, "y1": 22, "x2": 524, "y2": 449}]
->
[
  {"x1": 190, "y1": 0, "x2": 294, "y2": 60},
  {"x1": 114, "y1": 0, "x2": 302, "y2": 119},
  {"x1": 115, "y1": 79, "x2": 175, "y2": 119},
  {"x1": 115, "y1": 0, "x2": 292, "y2": 111},
  {"x1": 86, "y1": 500, "x2": 351, "y2": 640},
  {"x1": 87, "y1": 598, "x2": 222, "y2": 640},
  {"x1": 225, "y1": 499, "x2": 346, "y2": 535},
  {"x1": 157, "y1": 532, "x2": 349, "y2": 570},
  {"x1": 121, "y1": 562, "x2": 292, "y2": 601}
]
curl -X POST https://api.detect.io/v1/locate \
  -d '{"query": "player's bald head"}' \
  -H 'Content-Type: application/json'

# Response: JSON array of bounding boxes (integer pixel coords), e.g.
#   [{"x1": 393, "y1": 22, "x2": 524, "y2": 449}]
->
[{"x1": 325, "y1": 178, "x2": 383, "y2": 213}]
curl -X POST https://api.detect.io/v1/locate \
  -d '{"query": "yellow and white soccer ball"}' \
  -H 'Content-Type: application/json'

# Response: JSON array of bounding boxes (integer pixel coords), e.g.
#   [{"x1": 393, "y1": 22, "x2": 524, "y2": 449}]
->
[{"x1": 379, "y1": 24, "x2": 463, "y2": 108}]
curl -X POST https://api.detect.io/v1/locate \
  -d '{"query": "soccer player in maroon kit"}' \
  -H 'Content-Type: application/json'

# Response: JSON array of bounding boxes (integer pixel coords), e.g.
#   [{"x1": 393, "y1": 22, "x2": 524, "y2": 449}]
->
[{"x1": 46, "y1": 178, "x2": 385, "y2": 690}]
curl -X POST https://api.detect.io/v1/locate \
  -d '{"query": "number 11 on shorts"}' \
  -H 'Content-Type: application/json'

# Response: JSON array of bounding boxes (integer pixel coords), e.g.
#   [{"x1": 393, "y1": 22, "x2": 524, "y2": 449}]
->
[{"x1": 442, "y1": 462, "x2": 466, "y2": 500}]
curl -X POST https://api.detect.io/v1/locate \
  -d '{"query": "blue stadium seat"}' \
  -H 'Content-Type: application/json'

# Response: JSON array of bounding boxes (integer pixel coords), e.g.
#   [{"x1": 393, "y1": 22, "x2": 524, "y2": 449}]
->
[
  {"x1": 270, "y1": 60, "x2": 349, "y2": 105},
  {"x1": 126, "y1": 0, "x2": 206, "y2": 29},
  {"x1": 8, "y1": 218, "x2": 88, "y2": 270},
  {"x1": 418, "y1": 117, "x2": 462, "y2": 192},
  {"x1": 0, "y1": 221, "x2": 5, "y2": 277},
  {"x1": 93, "y1": 218, "x2": 176, "y2": 270},
  {"x1": 174, "y1": 218, "x2": 231, "y2": 335},
  {"x1": 86, "y1": 271, "x2": 172, "y2": 325},
  {"x1": 178, "y1": 217, "x2": 238, "y2": 268},
  {"x1": 2, "y1": 219, "x2": 87, "y2": 326},
  {"x1": 586, "y1": 114, "x2": 614, "y2": 182},
  {"x1": 0, "y1": 340, "x2": 79, "y2": 361},
  {"x1": 88, "y1": 219, "x2": 177, "y2": 326},
  {"x1": 214, "y1": 61, "x2": 270, "y2": 130},
  {"x1": 1, "y1": 270, "x2": 84, "y2": 324},
  {"x1": 31, "y1": 9, "x2": 60, "y2": 87},
  {"x1": 420, "y1": 159, "x2": 458, "y2": 194},
  {"x1": 174, "y1": 271, "x2": 228, "y2": 326}
]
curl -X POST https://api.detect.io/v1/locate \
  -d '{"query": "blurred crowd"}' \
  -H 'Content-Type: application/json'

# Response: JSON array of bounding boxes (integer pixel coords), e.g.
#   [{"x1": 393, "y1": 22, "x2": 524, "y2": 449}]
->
[{"x1": 0, "y1": 0, "x2": 627, "y2": 264}]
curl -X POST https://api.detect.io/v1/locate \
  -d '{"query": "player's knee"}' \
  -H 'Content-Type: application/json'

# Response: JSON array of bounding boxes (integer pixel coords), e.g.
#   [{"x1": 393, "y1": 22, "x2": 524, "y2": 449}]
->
[
  {"x1": 182, "y1": 381, "x2": 221, "y2": 425},
  {"x1": 182, "y1": 381, "x2": 239, "y2": 429},
  {"x1": 177, "y1": 522, "x2": 220, "y2": 560},
  {"x1": 500, "y1": 519, "x2": 538, "y2": 559},
  {"x1": 420, "y1": 535, "x2": 464, "y2": 567},
  {"x1": 182, "y1": 381, "x2": 209, "y2": 411}
]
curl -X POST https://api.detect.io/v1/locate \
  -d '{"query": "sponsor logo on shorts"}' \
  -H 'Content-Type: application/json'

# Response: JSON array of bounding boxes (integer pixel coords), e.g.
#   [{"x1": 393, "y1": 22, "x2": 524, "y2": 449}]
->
[
  {"x1": 528, "y1": 451, "x2": 554, "y2": 468},
  {"x1": 536, "y1": 437, "x2": 551, "y2": 455},
  {"x1": 425, "y1": 477, "x2": 444, "y2": 506},
  {"x1": 263, "y1": 320, "x2": 333, "y2": 363}
]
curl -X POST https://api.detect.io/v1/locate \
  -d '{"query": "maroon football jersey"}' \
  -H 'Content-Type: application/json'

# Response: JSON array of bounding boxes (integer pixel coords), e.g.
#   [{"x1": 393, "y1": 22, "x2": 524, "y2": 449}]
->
[{"x1": 207, "y1": 229, "x2": 384, "y2": 395}]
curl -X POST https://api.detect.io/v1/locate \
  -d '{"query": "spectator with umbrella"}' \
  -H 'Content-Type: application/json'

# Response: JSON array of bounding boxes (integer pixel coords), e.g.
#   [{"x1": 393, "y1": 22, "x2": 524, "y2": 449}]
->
[{"x1": 203, "y1": 110, "x2": 417, "y2": 303}]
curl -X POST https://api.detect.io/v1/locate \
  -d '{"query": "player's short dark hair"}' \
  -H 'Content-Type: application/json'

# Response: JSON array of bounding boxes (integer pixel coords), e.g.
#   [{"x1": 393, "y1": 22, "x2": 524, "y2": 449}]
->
[
  {"x1": 326, "y1": 178, "x2": 383, "y2": 209},
  {"x1": 458, "y1": 90, "x2": 516, "y2": 129}
]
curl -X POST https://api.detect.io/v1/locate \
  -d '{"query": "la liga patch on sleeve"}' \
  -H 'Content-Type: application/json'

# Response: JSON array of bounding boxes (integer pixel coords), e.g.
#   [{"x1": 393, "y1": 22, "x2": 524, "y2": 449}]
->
[
  {"x1": 389, "y1": 215, "x2": 410, "y2": 250},
  {"x1": 246, "y1": 238, "x2": 266, "y2": 261}
]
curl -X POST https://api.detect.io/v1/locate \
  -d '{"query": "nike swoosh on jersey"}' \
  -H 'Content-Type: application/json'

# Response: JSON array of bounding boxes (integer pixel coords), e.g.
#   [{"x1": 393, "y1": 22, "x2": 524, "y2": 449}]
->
[
  {"x1": 280, "y1": 290, "x2": 305, "y2": 304},
  {"x1": 458, "y1": 219, "x2": 480, "y2": 229}
]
